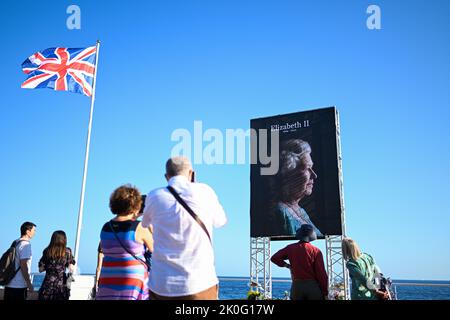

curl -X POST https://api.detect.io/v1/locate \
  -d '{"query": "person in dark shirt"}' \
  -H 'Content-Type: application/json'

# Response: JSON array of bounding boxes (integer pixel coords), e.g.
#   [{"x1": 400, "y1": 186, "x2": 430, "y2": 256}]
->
[
  {"x1": 271, "y1": 224, "x2": 328, "y2": 300},
  {"x1": 38, "y1": 230, "x2": 75, "y2": 300}
]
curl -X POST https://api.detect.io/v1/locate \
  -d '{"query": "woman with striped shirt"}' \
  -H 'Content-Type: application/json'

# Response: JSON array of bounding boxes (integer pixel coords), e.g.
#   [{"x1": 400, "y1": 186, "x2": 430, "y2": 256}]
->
[{"x1": 96, "y1": 185, "x2": 153, "y2": 300}]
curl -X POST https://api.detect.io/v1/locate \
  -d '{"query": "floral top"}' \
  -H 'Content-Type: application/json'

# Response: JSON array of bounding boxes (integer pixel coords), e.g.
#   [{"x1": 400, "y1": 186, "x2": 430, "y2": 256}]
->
[{"x1": 38, "y1": 248, "x2": 75, "y2": 300}]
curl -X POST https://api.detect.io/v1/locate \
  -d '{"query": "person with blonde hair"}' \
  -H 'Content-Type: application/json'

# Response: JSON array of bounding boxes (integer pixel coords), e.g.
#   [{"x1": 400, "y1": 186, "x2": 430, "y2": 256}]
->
[{"x1": 342, "y1": 238, "x2": 388, "y2": 300}]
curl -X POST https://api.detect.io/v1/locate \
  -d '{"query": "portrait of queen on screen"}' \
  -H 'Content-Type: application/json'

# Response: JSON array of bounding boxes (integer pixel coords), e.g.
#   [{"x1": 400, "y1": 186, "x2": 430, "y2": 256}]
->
[{"x1": 268, "y1": 138, "x2": 323, "y2": 237}]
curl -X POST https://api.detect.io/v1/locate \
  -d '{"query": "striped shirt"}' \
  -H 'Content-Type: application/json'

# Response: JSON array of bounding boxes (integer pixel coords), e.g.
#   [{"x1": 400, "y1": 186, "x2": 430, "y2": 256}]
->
[{"x1": 96, "y1": 220, "x2": 149, "y2": 300}]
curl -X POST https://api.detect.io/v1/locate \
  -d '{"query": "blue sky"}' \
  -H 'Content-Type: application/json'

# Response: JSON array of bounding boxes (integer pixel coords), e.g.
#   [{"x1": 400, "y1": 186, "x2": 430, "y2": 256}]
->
[{"x1": 1, "y1": 0, "x2": 450, "y2": 280}]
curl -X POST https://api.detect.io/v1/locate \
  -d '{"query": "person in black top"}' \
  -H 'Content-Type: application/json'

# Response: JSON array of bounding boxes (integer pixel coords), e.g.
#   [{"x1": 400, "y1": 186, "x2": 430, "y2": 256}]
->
[{"x1": 38, "y1": 230, "x2": 75, "y2": 300}]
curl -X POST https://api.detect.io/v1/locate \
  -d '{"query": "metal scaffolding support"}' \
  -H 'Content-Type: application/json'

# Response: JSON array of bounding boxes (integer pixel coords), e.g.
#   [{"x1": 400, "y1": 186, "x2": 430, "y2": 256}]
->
[
  {"x1": 325, "y1": 108, "x2": 350, "y2": 300},
  {"x1": 249, "y1": 237, "x2": 272, "y2": 299},
  {"x1": 325, "y1": 235, "x2": 349, "y2": 299}
]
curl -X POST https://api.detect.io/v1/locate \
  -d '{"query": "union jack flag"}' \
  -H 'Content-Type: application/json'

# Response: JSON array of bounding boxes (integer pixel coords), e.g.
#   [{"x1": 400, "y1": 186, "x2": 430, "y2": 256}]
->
[{"x1": 21, "y1": 46, "x2": 97, "y2": 97}]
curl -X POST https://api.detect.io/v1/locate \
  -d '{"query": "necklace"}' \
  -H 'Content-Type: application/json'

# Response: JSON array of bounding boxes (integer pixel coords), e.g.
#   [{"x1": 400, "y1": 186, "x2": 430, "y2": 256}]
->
[{"x1": 282, "y1": 202, "x2": 308, "y2": 224}]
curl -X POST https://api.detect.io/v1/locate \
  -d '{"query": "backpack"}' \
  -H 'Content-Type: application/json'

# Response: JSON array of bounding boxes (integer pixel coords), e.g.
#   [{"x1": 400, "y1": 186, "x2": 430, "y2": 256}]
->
[{"x1": 0, "y1": 240, "x2": 24, "y2": 286}]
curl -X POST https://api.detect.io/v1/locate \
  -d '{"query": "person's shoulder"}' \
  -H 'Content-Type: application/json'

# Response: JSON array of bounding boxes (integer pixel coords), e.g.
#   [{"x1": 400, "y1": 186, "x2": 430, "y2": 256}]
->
[
  {"x1": 302, "y1": 241, "x2": 318, "y2": 252},
  {"x1": 362, "y1": 252, "x2": 375, "y2": 263},
  {"x1": 39, "y1": 248, "x2": 48, "y2": 262},
  {"x1": 274, "y1": 244, "x2": 291, "y2": 254},
  {"x1": 100, "y1": 221, "x2": 110, "y2": 231},
  {"x1": 192, "y1": 182, "x2": 216, "y2": 194},
  {"x1": 346, "y1": 258, "x2": 360, "y2": 269},
  {"x1": 17, "y1": 239, "x2": 32, "y2": 257},
  {"x1": 101, "y1": 220, "x2": 121, "y2": 233},
  {"x1": 146, "y1": 187, "x2": 172, "y2": 207},
  {"x1": 307, "y1": 242, "x2": 322, "y2": 252},
  {"x1": 287, "y1": 243, "x2": 297, "y2": 251},
  {"x1": 132, "y1": 219, "x2": 141, "y2": 227},
  {"x1": 17, "y1": 239, "x2": 31, "y2": 249},
  {"x1": 147, "y1": 186, "x2": 169, "y2": 199},
  {"x1": 362, "y1": 252, "x2": 373, "y2": 259},
  {"x1": 273, "y1": 202, "x2": 289, "y2": 215},
  {"x1": 191, "y1": 183, "x2": 223, "y2": 202}
]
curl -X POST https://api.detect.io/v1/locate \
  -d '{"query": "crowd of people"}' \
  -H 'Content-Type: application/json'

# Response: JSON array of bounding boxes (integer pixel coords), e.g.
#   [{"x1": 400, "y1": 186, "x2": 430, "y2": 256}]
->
[
  {"x1": 1, "y1": 156, "x2": 388, "y2": 301},
  {"x1": 2, "y1": 156, "x2": 227, "y2": 301}
]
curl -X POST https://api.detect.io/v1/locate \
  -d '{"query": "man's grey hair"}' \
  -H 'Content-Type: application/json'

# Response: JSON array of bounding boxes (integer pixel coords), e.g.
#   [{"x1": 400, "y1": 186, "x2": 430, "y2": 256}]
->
[{"x1": 166, "y1": 156, "x2": 192, "y2": 177}]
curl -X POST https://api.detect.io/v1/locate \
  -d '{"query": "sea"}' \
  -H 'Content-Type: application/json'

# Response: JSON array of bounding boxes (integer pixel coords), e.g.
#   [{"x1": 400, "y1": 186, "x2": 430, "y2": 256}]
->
[{"x1": 31, "y1": 275, "x2": 450, "y2": 300}]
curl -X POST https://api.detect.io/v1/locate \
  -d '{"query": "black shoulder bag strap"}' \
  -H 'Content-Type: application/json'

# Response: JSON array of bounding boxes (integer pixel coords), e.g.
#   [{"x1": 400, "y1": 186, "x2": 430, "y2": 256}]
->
[
  {"x1": 108, "y1": 221, "x2": 150, "y2": 271},
  {"x1": 166, "y1": 186, "x2": 212, "y2": 244},
  {"x1": 12, "y1": 240, "x2": 25, "y2": 276}
]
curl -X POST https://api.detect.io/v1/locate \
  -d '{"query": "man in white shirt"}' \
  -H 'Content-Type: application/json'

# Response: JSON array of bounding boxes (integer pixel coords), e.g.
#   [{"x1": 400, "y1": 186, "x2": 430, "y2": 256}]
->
[
  {"x1": 142, "y1": 156, "x2": 227, "y2": 299},
  {"x1": 5, "y1": 222, "x2": 36, "y2": 300}
]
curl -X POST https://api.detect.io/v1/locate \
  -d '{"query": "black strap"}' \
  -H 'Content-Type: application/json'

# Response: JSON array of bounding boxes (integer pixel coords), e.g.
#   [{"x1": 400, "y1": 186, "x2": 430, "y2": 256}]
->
[
  {"x1": 108, "y1": 221, "x2": 150, "y2": 271},
  {"x1": 12, "y1": 240, "x2": 26, "y2": 277},
  {"x1": 166, "y1": 186, "x2": 212, "y2": 244}
]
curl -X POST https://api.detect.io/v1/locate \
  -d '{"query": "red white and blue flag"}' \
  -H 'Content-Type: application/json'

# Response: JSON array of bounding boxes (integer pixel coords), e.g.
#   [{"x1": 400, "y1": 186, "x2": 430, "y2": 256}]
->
[{"x1": 21, "y1": 46, "x2": 97, "y2": 97}]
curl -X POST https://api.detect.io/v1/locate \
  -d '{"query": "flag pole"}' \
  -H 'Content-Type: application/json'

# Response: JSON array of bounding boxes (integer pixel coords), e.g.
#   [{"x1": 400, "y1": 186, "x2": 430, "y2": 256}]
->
[{"x1": 73, "y1": 40, "x2": 100, "y2": 270}]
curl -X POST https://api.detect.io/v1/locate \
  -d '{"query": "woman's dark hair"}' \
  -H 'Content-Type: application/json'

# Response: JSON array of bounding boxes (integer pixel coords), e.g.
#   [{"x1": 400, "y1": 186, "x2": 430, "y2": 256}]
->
[
  {"x1": 44, "y1": 230, "x2": 67, "y2": 260},
  {"x1": 20, "y1": 221, "x2": 36, "y2": 236},
  {"x1": 109, "y1": 184, "x2": 142, "y2": 216}
]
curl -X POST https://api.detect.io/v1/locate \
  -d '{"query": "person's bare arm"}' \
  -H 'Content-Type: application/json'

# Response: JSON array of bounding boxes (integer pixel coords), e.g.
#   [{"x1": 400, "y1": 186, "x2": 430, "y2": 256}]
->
[
  {"x1": 271, "y1": 247, "x2": 290, "y2": 268},
  {"x1": 38, "y1": 258, "x2": 45, "y2": 273},
  {"x1": 67, "y1": 248, "x2": 76, "y2": 274},
  {"x1": 20, "y1": 259, "x2": 33, "y2": 291},
  {"x1": 95, "y1": 251, "x2": 104, "y2": 289},
  {"x1": 143, "y1": 228, "x2": 153, "y2": 253},
  {"x1": 136, "y1": 222, "x2": 153, "y2": 252}
]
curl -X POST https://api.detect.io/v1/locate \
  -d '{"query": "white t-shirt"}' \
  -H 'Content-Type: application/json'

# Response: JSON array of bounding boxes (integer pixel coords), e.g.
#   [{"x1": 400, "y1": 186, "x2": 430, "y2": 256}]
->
[
  {"x1": 6, "y1": 239, "x2": 32, "y2": 288},
  {"x1": 142, "y1": 175, "x2": 227, "y2": 296}
]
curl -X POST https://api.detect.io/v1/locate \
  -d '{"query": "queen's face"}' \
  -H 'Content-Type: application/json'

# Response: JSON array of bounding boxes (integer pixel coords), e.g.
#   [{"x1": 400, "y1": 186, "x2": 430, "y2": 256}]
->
[
  {"x1": 300, "y1": 153, "x2": 317, "y2": 197},
  {"x1": 284, "y1": 153, "x2": 317, "y2": 201},
  {"x1": 281, "y1": 151, "x2": 318, "y2": 203}
]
